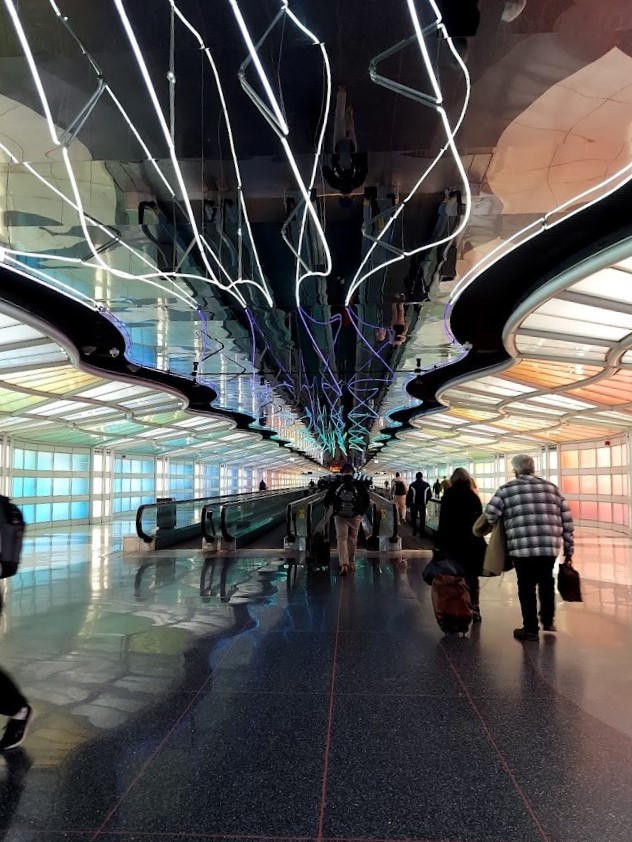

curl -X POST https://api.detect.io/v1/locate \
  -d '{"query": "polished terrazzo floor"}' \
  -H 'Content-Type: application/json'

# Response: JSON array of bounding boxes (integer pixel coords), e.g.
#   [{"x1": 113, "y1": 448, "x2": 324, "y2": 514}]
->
[{"x1": 2, "y1": 524, "x2": 632, "y2": 842}]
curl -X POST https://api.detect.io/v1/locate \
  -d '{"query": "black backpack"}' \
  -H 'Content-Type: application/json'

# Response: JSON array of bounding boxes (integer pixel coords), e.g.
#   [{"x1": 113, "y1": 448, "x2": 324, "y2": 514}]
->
[
  {"x1": 394, "y1": 480, "x2": 406, "y2": 497},
  {"x1": 0, "y1": 496, "x2": 25, "y2": 579},
  {"x1": 333, "y1": 482, "x2": 361, "y2": 518}
]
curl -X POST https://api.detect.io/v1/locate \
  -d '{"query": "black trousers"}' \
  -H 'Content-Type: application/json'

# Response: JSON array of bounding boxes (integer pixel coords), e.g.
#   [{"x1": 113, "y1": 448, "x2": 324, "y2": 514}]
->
[
  {"x1": 464, "y1": 572, "x2": 480, "y2": 609},
  {"x1": 512, "y1": 556, "x2": 556, "y2": 632},
  {"x1": 0, "y1": 667, "x2": 27, "y2": 717},
  {"x1": 409, "y1": 505, "x2": 426, "y2": 535}
]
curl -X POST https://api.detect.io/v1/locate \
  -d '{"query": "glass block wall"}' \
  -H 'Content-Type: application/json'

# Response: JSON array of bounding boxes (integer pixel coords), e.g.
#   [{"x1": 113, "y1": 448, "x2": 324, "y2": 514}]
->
[
  {"x1": 11, "y1": 446, "x2": 91, "y2": 525},
  {"x1": 112, "y1": 455, "x2": 156, "y2": 515},
  {"x1": 560, "y1": 436, "x2": 629, "y2": 534}
]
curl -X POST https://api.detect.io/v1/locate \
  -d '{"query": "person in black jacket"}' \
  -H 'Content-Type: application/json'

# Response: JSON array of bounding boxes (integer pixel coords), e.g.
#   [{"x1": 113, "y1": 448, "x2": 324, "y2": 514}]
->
[
  {"x1": 407, "y1": 472, "x2": 431, "y2": 536},
  {"x1": 436, "y1": 467, "x2": 486, "y2": 622},
  {"x1": 323, "y1": 464, "x2": 371, "y2": 575}
]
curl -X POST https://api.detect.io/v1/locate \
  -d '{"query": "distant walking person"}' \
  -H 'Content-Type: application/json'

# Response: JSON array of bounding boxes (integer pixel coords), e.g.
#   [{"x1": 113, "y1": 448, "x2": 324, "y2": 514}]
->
[
  {"x1": 407, "y1": 472, "x2": 431, "y2": 537},
  {"x1": 484, "y1": 454, "x2": 574, "y2": 641},
  {"x1": 432, "y1": 478, "x2": 442, "y2": 498},
  {"x1": 258, "y1": 479, "x2": 267, "y2": 491},
  {"x1": 323, "y1": 464, "x2": 370, "y2": 575},
  {"x1": 0, "y1": 668, "x2": 33, "y2": 750},
  {"x1": 390, "y1": 472, "x2": 408, "y2": 525},
  {"x1": 440, "y1": 476, "x2": 450, "y2": 495}
]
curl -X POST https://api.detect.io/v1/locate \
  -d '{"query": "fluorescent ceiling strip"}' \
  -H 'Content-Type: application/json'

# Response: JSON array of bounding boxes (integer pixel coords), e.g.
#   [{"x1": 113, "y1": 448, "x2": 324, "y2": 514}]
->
[{"x1": 345, "y1": 0, "x2": 471, "y2": 304}]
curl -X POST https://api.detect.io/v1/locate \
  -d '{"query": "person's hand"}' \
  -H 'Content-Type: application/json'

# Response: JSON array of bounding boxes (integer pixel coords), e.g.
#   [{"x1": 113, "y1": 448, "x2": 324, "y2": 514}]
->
[{"x1": 563, "y1": 555, "x2": 573, "y2": 565}]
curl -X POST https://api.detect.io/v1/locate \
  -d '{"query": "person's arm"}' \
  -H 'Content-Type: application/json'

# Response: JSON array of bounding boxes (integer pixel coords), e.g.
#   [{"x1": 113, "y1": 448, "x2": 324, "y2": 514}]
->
[
  {"x1": 424, "y1": 483, "x2": 431, "y2": 506},
  {"x1": 323, "y1": 485, "x2": 335, "y2": 509},
  {"x1": 484, "y1": 489, "x2": 505, "y2": 525},
  {"x1": 561, "y1": 496, "x2": 574, "y2": 561}
]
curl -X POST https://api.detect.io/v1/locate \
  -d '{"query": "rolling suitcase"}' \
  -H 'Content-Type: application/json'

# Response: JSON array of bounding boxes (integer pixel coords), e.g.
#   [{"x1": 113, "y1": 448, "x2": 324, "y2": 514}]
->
[
  {"x1": 307, "y1": 533, "x2": 330, "y2": 572},
  {"x1": 431, "y1": 574, "x2": 472, "y2": 635}
]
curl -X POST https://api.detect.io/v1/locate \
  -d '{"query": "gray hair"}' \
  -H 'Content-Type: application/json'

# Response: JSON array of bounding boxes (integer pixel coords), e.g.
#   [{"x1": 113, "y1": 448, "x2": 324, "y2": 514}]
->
[{"x1": 511, "y1": 454, "x2": 535, "y2": 475}]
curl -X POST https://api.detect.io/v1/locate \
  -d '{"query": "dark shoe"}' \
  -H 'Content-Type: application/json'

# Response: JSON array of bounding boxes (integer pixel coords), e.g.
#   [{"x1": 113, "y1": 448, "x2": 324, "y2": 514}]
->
[
  {"x1": 513, "y1": 627, "x2": 539, "y2": 642},
  {"x1": 0, "y1": 706, "x2": 33, "y2": 750},
  {"x1": 542, "y1": 623, "x2": 557, "y2": 632},
  {"x1": 472, "y1": 607, "x2": 482, "y2": 623},
  {"x1": 338, "y1": 564, "x2": 349, "y2": 576}
]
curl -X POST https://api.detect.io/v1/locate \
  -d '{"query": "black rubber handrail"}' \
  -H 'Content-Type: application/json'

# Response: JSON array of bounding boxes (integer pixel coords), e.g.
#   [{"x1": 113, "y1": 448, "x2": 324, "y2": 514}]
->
[
  {"x1": 369, "y1": 490, "x2": 399, "y2": 543},
  {"x1": 135, "y1": 487, "x2": 297, "y2": 541},
  {"x1": 286, "y1": 503, "x2": 296, "y2": 542},
  {"x1": 200, "y1": 505, "x2": 216, "y2": 541},
  {"x1": 286, "y1": 491, "x2": 325, "y2": 545},
  {"x1": 221, "y1": 489, "x2": 316, "y2": 543}
]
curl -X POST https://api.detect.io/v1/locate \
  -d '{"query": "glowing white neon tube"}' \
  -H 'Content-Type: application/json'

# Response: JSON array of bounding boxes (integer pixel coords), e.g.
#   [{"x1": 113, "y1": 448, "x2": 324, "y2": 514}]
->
[
  {"x1": 2, "y1": 0, "x2": 60, "y2": 145},
  {"x1": 111, "y1": 0, "x2": 234, "y2": 293},
  {"x1": 293, "y1": 39, "x2": 332, "y2": 306},
  {"x1": 450, "y1": 162, "x2": 632, "y2": 303},
  {"x1": 0, "y1": 4, "x2": 203, "y2": 307},
  {"x1": 2, "y1": 255, "x2": 97, "y2": 306},
  {"x1": 345, "y1": 0, "x2": 472, "y2": 304},
  {"x1": 167, "y1": 0, "x2": 273, "y2": 306},
  {"x1": 9, "y1": 0, "x2": 267, "y2": 310},
  {"x1": 229, "y1": 0, "x2": 332, "y2": 303},
  {"x1": 50, "y1": 0, "x2": 268, "y2": 303},
  {"x1": 228, "y1": 0, "x2": 289, "y2": 135}
]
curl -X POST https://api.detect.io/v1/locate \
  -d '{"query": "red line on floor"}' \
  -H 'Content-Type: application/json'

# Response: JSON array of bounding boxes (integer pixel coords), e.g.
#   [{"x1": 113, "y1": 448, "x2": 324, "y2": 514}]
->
[
  {"x1": 94, "y1": 834, "x2": 314, "y2": 840},
  {"x1": 316, "y1": 581, "x2": 345, "y2": 842},
  {"x1": 439, "y1": 643, "x2": 552, "y2": 842}
]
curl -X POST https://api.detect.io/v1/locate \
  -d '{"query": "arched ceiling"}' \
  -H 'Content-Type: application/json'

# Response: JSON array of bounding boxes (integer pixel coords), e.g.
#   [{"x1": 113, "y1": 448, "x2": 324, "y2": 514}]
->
[{"x1": 0, "y1": 0, "x2": 631, "y2": 469}]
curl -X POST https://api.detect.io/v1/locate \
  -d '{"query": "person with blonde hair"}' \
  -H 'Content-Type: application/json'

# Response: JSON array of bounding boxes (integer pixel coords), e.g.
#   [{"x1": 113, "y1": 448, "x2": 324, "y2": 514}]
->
[{"x1": 436, "y1": 467, "x2": 486, "y2": 622}]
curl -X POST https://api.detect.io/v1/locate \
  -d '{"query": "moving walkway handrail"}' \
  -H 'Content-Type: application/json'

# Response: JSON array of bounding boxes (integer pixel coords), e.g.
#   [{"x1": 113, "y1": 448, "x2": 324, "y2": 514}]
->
[
  {"x1": 220, "y1": 489, "x2": 309, "y2": 542},
  {"x1": 200, "y1": 504, "x2": 216, "y2": 542},
  {"x1": 369, "y1": 490, "x2": 399, "y2": 542},
  {"x1": 135, "y1": 487, "x2": 295, "y2": 542},
  {"x1": 286, "y1": 491, "x2": 325, "y2": 542}
]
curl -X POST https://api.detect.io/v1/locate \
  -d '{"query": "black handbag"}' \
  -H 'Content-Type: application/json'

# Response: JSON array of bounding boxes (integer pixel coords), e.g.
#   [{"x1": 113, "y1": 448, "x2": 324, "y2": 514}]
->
[{"x1": 557, "y1": 560, "x2": 582, "y2": 602}]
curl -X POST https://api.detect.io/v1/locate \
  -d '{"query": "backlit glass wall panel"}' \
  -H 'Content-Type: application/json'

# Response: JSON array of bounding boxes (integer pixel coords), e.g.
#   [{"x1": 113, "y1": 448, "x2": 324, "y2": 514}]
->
[
  {"x1": 11, "y1": 445, "x2": 90, "y2": 524},
  {"x1": 469, "y1": 459, "x2": 497, "y2": 504},
  {"x1": 112, "y1": 455, "x2": 155, "y2": 514},
  {"x1": 200, "y1": 464, "x2": 221, "y2": 497},
  {"x1": 560, "y1": 436, "x2": 629, "y2": 534},
  {"x1": 168, "y1": 460, "x2": 194, "y2": 499}
]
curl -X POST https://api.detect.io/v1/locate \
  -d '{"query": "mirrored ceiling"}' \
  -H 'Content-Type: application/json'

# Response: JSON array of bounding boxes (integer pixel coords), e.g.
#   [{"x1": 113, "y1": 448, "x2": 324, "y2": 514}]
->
[{"x1": 0, "y1": 0, "x2": 631, "y2": 467}]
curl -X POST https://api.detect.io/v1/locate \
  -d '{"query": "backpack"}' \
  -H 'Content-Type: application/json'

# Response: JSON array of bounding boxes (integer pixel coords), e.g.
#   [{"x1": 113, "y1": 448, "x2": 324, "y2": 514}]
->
[
  {"x1": 333, "y1": 482, "x2": 361, "y2": 518},
  {"x1": 394, "y1": 480, "x2": 406, "y2": 497},
  {"x1": 0, "y1": 496, "x2": 25, "y2": 578}
]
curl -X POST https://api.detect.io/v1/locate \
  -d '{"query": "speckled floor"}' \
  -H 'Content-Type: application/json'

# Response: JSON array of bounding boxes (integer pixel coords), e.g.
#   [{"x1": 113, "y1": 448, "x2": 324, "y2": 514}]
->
[{"x1": 2, "y1": 525, "x2": 632, "y2": 842}]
